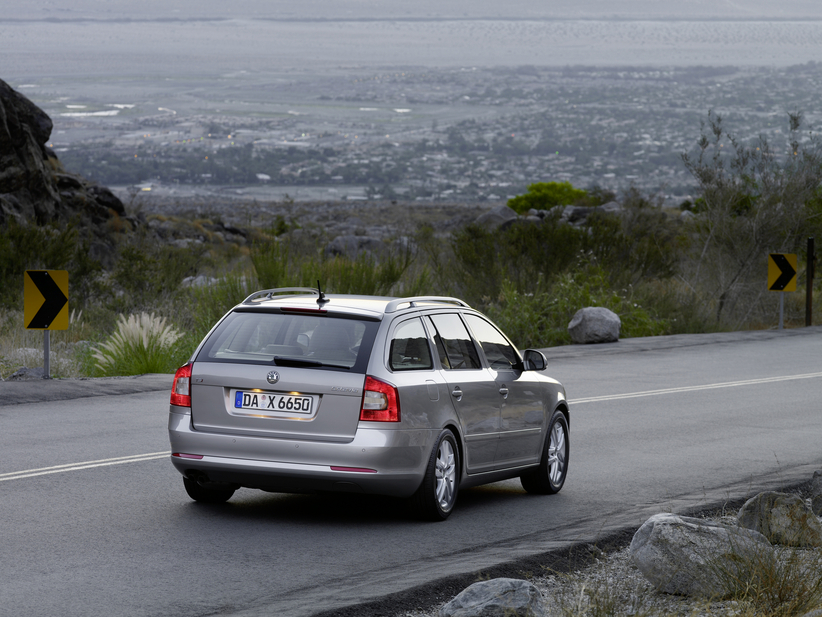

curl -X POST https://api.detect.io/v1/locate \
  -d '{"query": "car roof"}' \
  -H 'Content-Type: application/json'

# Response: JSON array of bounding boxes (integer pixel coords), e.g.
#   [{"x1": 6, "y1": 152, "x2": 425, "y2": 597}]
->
[{"x1": 239, "y1": 288, "x2": 471, "y2": 318}]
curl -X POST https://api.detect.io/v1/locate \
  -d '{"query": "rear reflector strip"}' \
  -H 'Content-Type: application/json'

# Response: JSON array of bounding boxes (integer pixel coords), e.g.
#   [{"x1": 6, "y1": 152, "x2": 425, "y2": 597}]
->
[
  {"x1": 330, "y1": 466, "x2": 377, "y2": 473},
  {"x1": 172, "y1": 453, "x2": 204, "y2": 460}
]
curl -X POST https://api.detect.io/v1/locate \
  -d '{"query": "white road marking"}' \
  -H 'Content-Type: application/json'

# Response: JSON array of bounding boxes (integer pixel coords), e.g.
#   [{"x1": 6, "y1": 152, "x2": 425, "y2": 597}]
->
[
  {"x1": 570, "y1": 372, "x2": 822, "y2": 405},
  {"x1": 5, "y1": 372, "x2": 820, "y2": 480},
  {"x1": 0, "y1": 452, "x2": 170, "y2": 482}
]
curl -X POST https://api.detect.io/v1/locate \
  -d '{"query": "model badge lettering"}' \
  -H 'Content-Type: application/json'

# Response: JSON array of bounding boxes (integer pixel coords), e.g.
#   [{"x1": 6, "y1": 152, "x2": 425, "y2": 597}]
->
[{"x1": 331, "y1": 386, "x2": 359, "y2": 393}]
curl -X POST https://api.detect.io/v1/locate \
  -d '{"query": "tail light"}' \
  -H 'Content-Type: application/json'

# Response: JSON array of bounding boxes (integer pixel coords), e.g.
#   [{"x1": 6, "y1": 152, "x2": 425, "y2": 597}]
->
[
  {"x1": 360, "y1": 376, "x2": 400, "y2": 422},
  {"x1": 170, "y1": 363, "x2": 192, "y2": 407}
]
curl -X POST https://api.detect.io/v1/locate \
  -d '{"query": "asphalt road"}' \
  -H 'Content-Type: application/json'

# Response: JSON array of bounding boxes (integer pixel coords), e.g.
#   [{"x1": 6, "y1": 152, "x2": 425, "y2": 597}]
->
[{"x1": 1, "y1": 327, "x2": 821, "y2": 617}]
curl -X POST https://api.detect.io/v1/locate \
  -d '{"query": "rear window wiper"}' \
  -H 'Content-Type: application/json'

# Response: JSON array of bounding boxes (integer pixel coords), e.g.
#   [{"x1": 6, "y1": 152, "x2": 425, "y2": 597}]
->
[{"x1": 272, "y1": 356, "x2": 350, "y2": 370}]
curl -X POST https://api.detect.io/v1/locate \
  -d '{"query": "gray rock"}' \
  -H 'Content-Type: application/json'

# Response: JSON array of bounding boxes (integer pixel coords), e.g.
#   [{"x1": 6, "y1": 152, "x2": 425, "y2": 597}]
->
[
  {"x1": 596, "y1": 200, "x2": 622, "y2": 214},
  {"x1": 630, "y1": 513, "x2": 773, "y2": 597},
  {"x1": 811, "y1": 470, "x2": 822, "y2": 516},
  {"x1": 566, "y1": 206, "x2": 593, "y2": 223},
  {"x1": 325, "y1": 234, "x2": 384, "y2": 259},
  {"x1": 474, "y1": 205, "x2": 519, "y2": 231},
  {"x1": 568, "y1": 307, "x2": 620, "y2": 344},
  {"x1": 182, "y1": 275, "x2": 220, "y2": 288},
  {"x1": 737, "y1": 491, "x2": 822, "y2": 547},
  {"x1": 438, "y1": 578, "x2": 546, "y2": 617},
  {"x1": 9, "y1": 367, "x2": 46, "y2": 381}
]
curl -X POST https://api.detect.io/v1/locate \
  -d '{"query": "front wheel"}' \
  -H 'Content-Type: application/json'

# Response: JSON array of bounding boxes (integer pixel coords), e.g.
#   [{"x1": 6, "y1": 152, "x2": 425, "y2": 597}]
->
[
  {"x1": 412, "y1": 429, "x2": 460, "y2": 521},
  {"x1": 183, "y1": 476, "x2": 236, "y2": 503},
  {"x1": 521, "y1": 410, "x2": 569, "y2": 495}
]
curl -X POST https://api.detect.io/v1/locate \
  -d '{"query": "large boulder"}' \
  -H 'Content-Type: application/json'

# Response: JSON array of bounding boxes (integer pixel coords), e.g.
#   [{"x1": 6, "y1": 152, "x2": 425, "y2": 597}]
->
[
  {"x1": 439, "y1": 578, "x2": 546, "y2": 617},
  {"x1": 474, "y1": 205, "x2": 519, "y2": 231},
  {"x1": 737, "y1": 491, "x2": 822, "y2": 547},
  {"x1": 568, "y1": 307, "x2": 620, "y2": 344},
  {"x1": 630, "y1": 513, "x2": 773, "y2": 598}
]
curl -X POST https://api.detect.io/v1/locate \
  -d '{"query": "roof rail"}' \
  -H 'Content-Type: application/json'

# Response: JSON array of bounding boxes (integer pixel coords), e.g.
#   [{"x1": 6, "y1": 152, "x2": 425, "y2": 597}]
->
[
  {"x1": 242, "y1": 287, "x2": 319, "y2": 305},
  {"x1": 384, "y1": 296, "x2": 471, "y2": 313}
]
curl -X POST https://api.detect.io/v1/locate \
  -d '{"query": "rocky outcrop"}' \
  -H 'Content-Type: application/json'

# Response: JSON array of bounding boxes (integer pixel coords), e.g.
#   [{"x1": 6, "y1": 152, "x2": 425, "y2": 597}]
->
[
  {"x1": 438, "y1": 578, "x2": 546, "y2": 617},
  {"x1": 568, "y1": 307, "x2": 621, "y2": 344},
  {"x1": 811, "y1": 470, "x2": 822, "y2": 516},
  {"x1": 474, "y1": 204, "x2": 519, "y2": 231},
  {"x1": 0, "y1": 79, "x2": 135, "y2": 261},
  {"x1": 629, "y1": 512, "x2": 773, "y2": 598},
  {"x1": 737, "y1": 491, "x2": 822, "y2": 547}
]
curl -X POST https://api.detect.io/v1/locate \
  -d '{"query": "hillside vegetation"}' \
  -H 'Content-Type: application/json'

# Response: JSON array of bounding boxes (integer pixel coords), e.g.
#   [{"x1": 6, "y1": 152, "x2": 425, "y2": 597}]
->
[{"x1": 1, "y1": 111, "x2": 821, "y2": 379}]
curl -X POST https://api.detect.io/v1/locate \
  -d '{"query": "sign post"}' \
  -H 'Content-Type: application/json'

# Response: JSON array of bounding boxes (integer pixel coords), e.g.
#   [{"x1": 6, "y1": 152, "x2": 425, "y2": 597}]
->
[
  {"x1": 768, "y1": 254, "x2": 797, "y2": 330},
  {"x1": 24, "y1": 270, "x2": 69, "y2": 379},
  {"x1": 807, "y1": 238, "x2": 815, "y2": 327}
]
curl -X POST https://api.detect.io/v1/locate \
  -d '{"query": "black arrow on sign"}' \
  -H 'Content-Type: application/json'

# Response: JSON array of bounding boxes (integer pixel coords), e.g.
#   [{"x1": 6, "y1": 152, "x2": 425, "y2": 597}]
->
[
  {"x1": 27, "y1": 271, "x2": 68, "y2": 328},
  {"x1": 769, "y1": 254, "x2": 797, "y2": 291}
]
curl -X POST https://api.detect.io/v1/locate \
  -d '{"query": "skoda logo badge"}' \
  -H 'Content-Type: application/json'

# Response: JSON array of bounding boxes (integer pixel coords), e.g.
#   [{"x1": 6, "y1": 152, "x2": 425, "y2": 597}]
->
[{"x1": 266, "y1": 371, "x2": 280, "y2": 384}]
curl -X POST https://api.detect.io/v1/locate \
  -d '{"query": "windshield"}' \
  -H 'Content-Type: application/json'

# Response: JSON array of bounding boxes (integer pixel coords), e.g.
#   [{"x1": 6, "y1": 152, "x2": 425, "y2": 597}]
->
[{"x1": 196, "y1": 310, "x2": 378, "y2": 372}]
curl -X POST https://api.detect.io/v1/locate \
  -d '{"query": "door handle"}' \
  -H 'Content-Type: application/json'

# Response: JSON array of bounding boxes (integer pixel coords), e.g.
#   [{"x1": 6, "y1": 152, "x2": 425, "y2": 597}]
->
[
  {"x1": 451, "y1": 387, "x2": 463, "y2": 401},
  {"x1": 499, "y1": 385, "x2": 509, "y2": 398}
]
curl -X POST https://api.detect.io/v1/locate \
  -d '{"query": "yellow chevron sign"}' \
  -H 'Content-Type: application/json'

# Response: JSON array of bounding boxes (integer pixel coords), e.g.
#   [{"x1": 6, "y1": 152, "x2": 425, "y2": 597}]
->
[
  {"x1": 768, "y1": 254, "x2": 797, "y2": 292},
  {"x1": 24, "y1": 270, "x2": 69, "y2": 330}
]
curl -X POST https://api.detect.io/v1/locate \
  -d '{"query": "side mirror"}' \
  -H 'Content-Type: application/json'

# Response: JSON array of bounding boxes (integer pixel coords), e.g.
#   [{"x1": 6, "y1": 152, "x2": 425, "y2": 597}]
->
[{"x1": 523, "y1": 349, "x2": 547, "y2": 371}]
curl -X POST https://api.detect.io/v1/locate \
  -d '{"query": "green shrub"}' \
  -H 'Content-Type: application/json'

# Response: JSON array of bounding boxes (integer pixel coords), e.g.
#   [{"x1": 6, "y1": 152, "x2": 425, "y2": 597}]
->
[
  {"x1": 487, "y1": 264, "x2": 669, "y2": 349},
  {"x1": 0, "y1": 218, "x2": 103, "y2": 310},
  {"x1": 586, "y1": 188, "x2": 682, "y2": 285},
  {"x1": 450, "y1": 219, "x2": 587, "y2": 304},
  {"x1": 186, "y1": 276, "x2": 257, "y2": 341},
  {"x1": 251, "y1": 238, "x2": 420, "y2": 296},
  {"x1": 110, "y1": 241, "x2": 208, "y2": 310}
]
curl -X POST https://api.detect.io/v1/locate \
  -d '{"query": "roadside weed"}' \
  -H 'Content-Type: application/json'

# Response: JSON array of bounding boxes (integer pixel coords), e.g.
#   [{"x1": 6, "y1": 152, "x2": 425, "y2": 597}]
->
[{"x1": 92, "y1": 312, "x2": 184, "y2": 376}]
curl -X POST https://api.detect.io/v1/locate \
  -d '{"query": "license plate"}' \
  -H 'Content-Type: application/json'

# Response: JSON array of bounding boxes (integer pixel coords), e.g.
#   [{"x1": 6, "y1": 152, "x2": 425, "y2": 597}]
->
[{"x1": 233, "y1": 391, "x2": 314, "y2": 414}]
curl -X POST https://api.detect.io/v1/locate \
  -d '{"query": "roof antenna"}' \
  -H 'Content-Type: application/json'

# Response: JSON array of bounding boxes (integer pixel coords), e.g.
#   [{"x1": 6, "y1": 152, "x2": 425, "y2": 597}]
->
[{"x1": 317, "y1": 280, "x2": 328, "y2": 306}]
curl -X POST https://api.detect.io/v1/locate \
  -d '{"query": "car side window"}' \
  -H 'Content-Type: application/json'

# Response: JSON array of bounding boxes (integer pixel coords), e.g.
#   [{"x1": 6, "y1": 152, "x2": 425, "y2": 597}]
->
[
  {"x1": 389, "y1": 318, "x2": 433, "y2": 371},
  {"x1": 463, "y1": 314, "x2": 519, "y2": 370},
  {"x1": 426, "y1": 314, "x2": 481, "y2": 370}
]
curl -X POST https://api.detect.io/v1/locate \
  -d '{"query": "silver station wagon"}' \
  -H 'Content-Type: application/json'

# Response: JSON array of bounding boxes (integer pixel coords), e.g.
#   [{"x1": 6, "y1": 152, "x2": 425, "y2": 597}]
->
[{"x1": 168, "y1": 288, "x2": 569, "y2": 520}]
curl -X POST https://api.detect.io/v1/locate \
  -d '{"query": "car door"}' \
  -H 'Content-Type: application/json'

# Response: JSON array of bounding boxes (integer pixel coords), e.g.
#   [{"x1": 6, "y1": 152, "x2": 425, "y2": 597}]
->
[
  {"x1": 424, "y1": 313, "x2": 500, "y2": 473},
  {"x1": 463, "y1": 314, "x2": 544, "y2": 467}
]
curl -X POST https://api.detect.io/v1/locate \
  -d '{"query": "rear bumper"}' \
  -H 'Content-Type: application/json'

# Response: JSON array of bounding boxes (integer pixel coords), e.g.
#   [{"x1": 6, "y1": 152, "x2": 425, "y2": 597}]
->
[{"x1": 168, "y1": 410, "x2": 434, "y2": 498}]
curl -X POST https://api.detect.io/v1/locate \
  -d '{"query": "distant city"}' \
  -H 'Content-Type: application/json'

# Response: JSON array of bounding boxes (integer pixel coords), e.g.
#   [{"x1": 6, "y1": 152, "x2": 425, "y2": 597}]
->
[
  {"x1": 7, "y1": 0, "x2": 822, "y2": 207},
  {"x1": 36, "y1": 62, "x2": 822, "y2": 206}
]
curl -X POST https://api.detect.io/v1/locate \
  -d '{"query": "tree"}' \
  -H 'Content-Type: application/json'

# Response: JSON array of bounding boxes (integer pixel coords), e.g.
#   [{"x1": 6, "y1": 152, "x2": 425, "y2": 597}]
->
[
  {"x1": 681, "y1": 111, "x2": 822, "y2": 324},
  {"x1": 506, "y1": 181, "x2": 588, "y2": 215}
]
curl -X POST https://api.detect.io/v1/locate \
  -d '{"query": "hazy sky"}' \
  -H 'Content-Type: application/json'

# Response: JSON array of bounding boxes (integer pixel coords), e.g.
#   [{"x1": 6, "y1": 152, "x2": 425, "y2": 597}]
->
[
  {"x1": 4, "y1": 0, "x2": 822, "y2": 80},
  {"x1": 7, "y1": 0, "x2": 822, "y2": 20}
]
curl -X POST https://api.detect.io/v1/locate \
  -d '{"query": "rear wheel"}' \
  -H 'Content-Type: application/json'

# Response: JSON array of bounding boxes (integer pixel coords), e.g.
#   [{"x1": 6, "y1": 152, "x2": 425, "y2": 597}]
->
[
  {"x1": 183, "y1": 476, "x2": 236, "y2": 503},
  {"x1": 521, "y1": 410, "x2": 569, "y2": 495},
  {"x1": 412, "y1": 429, "x2": 460, "y2": 521}
]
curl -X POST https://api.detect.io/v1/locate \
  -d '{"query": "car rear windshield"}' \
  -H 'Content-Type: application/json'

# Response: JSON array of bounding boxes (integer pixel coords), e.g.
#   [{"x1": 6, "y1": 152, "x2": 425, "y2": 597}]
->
[{"x1": 195, "y1": 310, "x2": 379, "y2": 372}]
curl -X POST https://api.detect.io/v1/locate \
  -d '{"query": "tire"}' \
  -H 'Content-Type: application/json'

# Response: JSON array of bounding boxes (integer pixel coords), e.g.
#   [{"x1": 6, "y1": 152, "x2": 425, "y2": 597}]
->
[
  {"x1": 183, "y1": 476, "x2": 236, "y2": 504},
  {"x1": 521, "y1": 410, "x2": 569, "y2": 495},
  {"x1": 412, "y1": 429, "x2": 460, "y2": 521}
]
